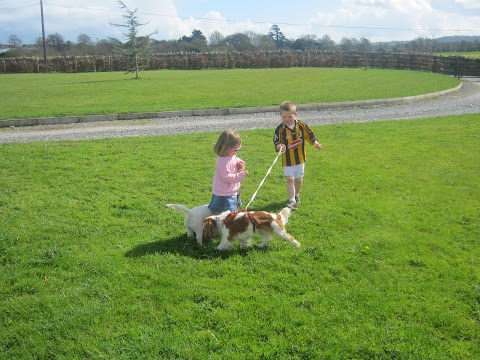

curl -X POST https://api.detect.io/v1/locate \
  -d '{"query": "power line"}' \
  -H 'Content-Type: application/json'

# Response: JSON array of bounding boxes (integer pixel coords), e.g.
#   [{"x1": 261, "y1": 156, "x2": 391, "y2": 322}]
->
[
  {"x1": 42, "y1": 2, "x2": 480, "y2": 33},
  {"x1": 2, "y1": 2, "x2": 479, "y2": 35},
  {"x1": 0, "y1": 3, "x2": 37, "y2": 12}
]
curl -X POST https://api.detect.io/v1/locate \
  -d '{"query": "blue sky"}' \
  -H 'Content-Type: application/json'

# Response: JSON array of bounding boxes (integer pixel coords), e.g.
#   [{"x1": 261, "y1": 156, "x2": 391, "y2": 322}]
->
[{"x1": 0, "y1": 0, "x2": 479, "y2": 45}]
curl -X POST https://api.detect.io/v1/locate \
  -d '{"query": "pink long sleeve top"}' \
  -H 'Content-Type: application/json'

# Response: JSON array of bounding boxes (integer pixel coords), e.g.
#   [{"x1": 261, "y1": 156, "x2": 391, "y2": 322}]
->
[{"x1": 212, "y1": 155, "x2": 247, "y2": 196}]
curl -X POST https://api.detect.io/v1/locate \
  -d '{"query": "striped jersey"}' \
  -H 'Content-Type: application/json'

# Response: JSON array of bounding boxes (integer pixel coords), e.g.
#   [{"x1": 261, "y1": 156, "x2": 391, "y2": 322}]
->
[{"x1": 273, "y1": 119, "x2": 318, "y2": 167}]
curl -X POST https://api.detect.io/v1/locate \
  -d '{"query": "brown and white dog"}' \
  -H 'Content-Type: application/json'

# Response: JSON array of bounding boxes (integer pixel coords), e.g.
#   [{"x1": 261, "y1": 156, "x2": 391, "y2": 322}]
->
[{"x1": 203, "y1": 207, "x2": 300, "y2": 251}]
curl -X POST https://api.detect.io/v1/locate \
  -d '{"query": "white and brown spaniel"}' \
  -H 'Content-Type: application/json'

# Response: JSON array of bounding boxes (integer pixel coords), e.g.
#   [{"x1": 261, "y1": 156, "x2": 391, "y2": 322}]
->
[{"x1": 203, "y1": 207, "x2": 300, "y2": 251}]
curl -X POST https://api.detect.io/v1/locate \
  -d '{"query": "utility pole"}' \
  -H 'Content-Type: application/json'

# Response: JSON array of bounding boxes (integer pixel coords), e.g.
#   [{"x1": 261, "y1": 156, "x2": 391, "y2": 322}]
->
[{"x1": 40, "y1": 0, "x2": 47, "y2": 64}]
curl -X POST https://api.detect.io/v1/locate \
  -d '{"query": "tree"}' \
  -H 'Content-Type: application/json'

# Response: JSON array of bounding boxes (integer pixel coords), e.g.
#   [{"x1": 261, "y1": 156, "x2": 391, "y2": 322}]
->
[
  {"x1": 222, "y1": 33, "x2": 253, "y2": 51},
  {"x1": 8, "y1": 35, "x2": 22, "y2": 47},
  {"x1": 179, "y1": 29, "x2": 206, "y2": 43},
  {"x1": 96, "y1": 37, "x2": 122, "y2": 56},
  {"x1": 340, "y1": 37, "x2": 356, "y2": 52},
  {"x1": 292, "y1": 35, "x2": 319, "y2": 51},
  {"x1": 77, "y1": 34, "x2": 93, "y2": 46},
  {"x1": 110, "y1": 0, "x2": 158, "y2": 79},
  {"x1": 209, "y1": 31, "x2": 224, "y2": 47},
  {"x1": 152, "y1": 39, "x2": 181, "y2": 53},
  {"x1": 244, "y1": 31, "x2": 275, "y2": 51},
  {"x1": 47, "y1": 33, "x2": 66, "y2": 53},
  {"x1": 358, "y1": 37, "x2": 373, "y2": 53},
  {"x1": 267, "y1": 25, "x2": 287, "y2": 48},
  {"x1": 191, "y1": 30, "x2": 207, "y2": 43},
  {"x1": 75, "y1": 34, "x2": 94, "y2": 56},
  {"x1": 319, "y1": 35, "x2": 336, "y2": 52},
  {"x1": 178, "y1": 30, "x2": 208, "y2": 52}
]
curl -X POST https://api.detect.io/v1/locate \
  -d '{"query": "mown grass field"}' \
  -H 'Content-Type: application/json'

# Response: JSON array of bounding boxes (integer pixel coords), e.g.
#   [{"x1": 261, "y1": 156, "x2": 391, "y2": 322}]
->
[
  {"x1": 435, "y1": 52, "x2": 480, "y2": 59},
  {"x1": 0, "y1": 68, "x2": 459, "y2": 120},
  {"x1": 1, "y1": 114, "x2": 478, "y2": 359}
]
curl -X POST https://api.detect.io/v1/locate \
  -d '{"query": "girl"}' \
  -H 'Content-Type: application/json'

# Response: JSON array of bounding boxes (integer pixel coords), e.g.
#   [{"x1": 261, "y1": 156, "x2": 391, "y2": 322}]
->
[{"x1": 208, "y1": 130, "x2": 248, "y2": 214}]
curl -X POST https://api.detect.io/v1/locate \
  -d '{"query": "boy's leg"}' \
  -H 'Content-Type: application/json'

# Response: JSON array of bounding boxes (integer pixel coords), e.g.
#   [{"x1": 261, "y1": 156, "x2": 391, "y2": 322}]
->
[
  {"x1": 294, "y1": 177, "x2": 303, "y2": 195},
  {"x1": 293, "y1": 164, "x2": 305, "y2": 203},
  {"x1": 294, "y1": 177, "x2": 303, "y2": 202},
  {"x1": 286, "y1": 176, "x2": 296, "y2": 201}
]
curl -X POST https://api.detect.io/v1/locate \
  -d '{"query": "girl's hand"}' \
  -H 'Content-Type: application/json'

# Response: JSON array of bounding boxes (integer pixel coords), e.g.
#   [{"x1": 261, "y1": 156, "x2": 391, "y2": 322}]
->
[
  {"x1": 236, "y1": 160, "x2": 246, "y2": 171},
  {"x1": 314, "y1": 142, "x2": 323, "y2": 150},
  {"x1": 276, "y1": 144, "x2": 286, "y2": 153}
]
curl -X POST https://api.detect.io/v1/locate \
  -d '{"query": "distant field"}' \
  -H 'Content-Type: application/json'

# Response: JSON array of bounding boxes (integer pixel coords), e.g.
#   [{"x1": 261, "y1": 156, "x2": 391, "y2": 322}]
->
[
  {"x1": 435, "y1": 52, "x2": 480, "y2": 59},
  {"x1": 0, "y1": 68, "x2": 459, "y2": 120}
]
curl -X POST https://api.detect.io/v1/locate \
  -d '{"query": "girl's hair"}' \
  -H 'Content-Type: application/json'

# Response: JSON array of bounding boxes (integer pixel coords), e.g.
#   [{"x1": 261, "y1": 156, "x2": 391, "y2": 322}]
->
[
  {"x1": 213, "y1": 130, "x2": 242, "y2": 156},
  {"x1": 280, "y1": 101, "x2": 296, "y2": 113}
]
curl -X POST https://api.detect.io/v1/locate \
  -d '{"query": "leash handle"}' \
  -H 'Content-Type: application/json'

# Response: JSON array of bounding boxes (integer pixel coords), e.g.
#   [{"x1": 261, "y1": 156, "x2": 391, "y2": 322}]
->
[{"x1": 245, "y1": 150, "x2": 282, "y2": 210}]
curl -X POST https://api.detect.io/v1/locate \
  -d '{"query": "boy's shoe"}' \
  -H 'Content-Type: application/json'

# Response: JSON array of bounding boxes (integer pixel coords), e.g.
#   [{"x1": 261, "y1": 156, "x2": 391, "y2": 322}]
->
[
  {"x1": 287, "y1": 200, "x2": 297, "y2": 209},
  {"x1": 294, "y1": 195, "x2": 301, "y2": 204}
]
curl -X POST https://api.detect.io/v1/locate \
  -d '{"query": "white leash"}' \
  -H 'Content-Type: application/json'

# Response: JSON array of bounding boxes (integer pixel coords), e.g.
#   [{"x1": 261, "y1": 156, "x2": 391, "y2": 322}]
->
[{"x1": 245, "y1": 150, "x2": 282, "y2": 210}]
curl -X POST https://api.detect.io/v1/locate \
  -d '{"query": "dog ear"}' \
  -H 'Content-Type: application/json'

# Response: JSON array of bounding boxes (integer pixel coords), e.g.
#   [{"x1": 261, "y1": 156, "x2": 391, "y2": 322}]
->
[{"x1": 203, "y1": 218, "x2": 217, "y2": 239}]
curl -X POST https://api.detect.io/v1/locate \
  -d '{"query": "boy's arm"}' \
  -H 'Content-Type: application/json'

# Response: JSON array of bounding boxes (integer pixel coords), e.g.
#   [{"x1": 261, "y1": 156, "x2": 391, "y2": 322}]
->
[
  {"x1": 302, "y1": 121, "x2": 322, "y2": 150},
  {"x1": 273, "y1": 126, "x2": 286, "y2": 152},
  {"x1": 312, "y1": 140, "x2": 323, "y2": 150}
]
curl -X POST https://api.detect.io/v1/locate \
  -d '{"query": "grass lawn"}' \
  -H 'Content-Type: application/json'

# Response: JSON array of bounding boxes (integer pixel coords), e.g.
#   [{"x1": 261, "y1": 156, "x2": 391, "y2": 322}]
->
[
  {"x1": 0, "y1": 68, "x2": 459, "y2": 120},
  {"x1": 435, "y1": 52, "x2": 480, "y2": 59},
  {"x1": 1, "y1": 114, "x2": 479, "y2": 359}
]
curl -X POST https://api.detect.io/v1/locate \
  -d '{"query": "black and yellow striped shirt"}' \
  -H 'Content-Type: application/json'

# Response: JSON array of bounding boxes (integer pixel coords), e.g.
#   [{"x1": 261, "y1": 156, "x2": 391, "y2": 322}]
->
[{"x1": 273, "y1": 119, "x2": 318, "y2": 167}]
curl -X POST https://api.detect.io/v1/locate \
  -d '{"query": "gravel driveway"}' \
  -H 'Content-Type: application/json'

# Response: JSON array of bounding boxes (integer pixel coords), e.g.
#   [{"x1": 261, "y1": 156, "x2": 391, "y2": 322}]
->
[{"x1": 1, "y1": 77, "x2": 479, "y2": 143}]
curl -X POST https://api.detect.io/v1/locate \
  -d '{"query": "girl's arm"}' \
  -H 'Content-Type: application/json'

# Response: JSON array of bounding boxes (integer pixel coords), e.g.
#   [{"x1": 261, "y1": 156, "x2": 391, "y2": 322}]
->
[{"x1": 217, "y1": 157, "x2": 247, "y2": 183}]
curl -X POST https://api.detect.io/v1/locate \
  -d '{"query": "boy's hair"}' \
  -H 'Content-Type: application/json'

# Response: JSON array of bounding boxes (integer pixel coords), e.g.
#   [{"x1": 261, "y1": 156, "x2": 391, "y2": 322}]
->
[
  {"x1": 280, "y1": 101, "x2": 296, "y2": 113},
  {"x1": 213, "y1": 130, "x2": 242, "y2": 156}
]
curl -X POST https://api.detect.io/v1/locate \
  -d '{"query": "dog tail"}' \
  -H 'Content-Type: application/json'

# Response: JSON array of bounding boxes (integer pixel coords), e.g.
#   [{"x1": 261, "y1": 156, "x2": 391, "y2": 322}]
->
[
  {"x1": 165, "y1": 204, "x2": 190, "y2": 214},
  {"x1": 279, "y1": 207, "x2": 292, "y2": 225}
]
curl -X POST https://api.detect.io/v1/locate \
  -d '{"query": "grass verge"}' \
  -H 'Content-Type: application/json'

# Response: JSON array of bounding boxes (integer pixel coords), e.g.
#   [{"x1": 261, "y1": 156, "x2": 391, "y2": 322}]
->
[
  {"x1": 435, "y1": 52, "x2": 480, "y2": 59},
  {"x1": 0, "y1": 114, "x2": 479, "y2": 358},
  {"x1": 0, "y1": 68, "x2": 459, "y2": 120}
]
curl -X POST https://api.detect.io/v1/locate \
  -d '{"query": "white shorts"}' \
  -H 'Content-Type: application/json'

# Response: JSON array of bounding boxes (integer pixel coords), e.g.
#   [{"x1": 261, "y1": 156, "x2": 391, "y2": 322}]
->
[{"x1": 283, "y1": 163, "x2": 305, "y2": 179}]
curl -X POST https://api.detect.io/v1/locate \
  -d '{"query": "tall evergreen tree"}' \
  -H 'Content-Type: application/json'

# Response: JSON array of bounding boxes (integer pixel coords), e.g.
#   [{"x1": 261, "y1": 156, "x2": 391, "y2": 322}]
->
[
  {"x1": 267, "y1": 25, "x2": 287, "y2": 48},
  {"x1": 110, "y1": 0, "x2": 157, "y2": 79}
]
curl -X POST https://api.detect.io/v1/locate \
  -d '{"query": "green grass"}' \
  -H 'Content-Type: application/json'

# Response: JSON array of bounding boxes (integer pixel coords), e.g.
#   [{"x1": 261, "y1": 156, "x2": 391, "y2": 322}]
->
[
  {"x1": 0, "y1": 68, "x2": 459, "y2": 120},
  {"x1": 1, "y1": 115, "x2": 479, "y2": 359},
  {"x1": 435, "y1": 52, "x2": 480, "y2": 59}
]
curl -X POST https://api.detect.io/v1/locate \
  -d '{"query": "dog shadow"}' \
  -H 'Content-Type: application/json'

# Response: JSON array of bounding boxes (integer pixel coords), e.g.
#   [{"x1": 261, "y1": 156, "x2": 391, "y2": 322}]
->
[{"x1": 125, "y1": 234, "x2": 252, "y2": 260}]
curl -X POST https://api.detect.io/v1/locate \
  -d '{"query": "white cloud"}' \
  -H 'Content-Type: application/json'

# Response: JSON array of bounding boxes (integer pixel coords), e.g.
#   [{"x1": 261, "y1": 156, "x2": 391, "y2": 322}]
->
[
  {"x1": 0, "y1": 0, "x2": 479, "y2": 45},
  {"x1": 455, "y1": 0, "x2": 480, "y2": 9},
  {"x1": 342, "y1": 0, "x2": 431, "y2": 13}
]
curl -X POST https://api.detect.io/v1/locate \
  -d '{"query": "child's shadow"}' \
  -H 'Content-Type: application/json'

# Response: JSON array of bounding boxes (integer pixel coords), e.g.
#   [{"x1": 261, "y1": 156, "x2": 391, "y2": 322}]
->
[{"x1": 250, "y1": 202, "x2": 290, "y2": 213}]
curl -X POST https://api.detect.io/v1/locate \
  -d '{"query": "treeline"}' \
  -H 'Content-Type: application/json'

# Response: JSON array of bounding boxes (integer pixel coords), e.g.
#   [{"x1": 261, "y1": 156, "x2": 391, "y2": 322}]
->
[
  {"x1": 2, "y1": 28, "x2": 480, "y2": 58},
  {"x1": 2, "y1": 51, "x2": 479, "y2": 77}
]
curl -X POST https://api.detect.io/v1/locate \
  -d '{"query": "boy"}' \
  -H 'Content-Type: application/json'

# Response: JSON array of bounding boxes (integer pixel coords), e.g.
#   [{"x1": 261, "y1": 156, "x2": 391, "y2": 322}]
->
[{"x1": 273, "y1": 101, "x2": 322, "y2": 208}]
